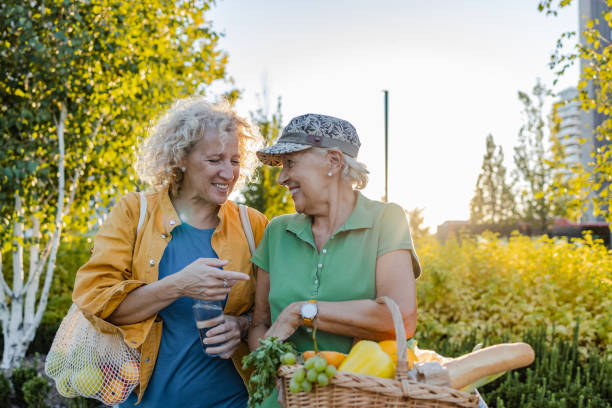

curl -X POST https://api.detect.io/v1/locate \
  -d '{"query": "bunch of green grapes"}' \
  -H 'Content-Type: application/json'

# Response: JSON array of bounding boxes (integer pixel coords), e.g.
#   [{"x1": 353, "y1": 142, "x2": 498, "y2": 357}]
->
[{"x1": 280, "y1": 353, "x2": 337, "y2": 394}]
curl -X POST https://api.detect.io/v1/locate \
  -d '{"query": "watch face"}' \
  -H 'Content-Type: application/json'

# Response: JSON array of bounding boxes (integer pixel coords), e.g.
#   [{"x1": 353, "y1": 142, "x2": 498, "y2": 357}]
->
[{"x1": 301, "y1": 303, "x2": 317, "y2": 319}]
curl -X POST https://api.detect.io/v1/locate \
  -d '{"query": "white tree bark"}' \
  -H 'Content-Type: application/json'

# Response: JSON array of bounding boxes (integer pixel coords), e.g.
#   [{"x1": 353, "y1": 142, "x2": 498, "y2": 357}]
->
[
  {"x1": 0, "y1": 104, "x2": 104, "y2": 369},
  {"x1": 0, "y1": 103, "x2": 68, "y2": 369},
  {"x1": 24, "y1": 215, "x2": 40, "y2": 328}
]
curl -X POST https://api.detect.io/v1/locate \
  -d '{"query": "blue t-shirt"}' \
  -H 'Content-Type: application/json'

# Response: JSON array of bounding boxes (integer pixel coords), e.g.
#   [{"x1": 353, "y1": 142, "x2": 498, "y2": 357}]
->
[{"x1": 121, "y1": 223, "x2": 248, "y2": 408}]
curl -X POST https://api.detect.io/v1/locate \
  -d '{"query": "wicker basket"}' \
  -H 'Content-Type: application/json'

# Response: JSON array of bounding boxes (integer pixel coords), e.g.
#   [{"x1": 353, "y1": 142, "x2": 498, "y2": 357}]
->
[{"x1": 277, "y1": 297, "x2": 479, "y2": 408}]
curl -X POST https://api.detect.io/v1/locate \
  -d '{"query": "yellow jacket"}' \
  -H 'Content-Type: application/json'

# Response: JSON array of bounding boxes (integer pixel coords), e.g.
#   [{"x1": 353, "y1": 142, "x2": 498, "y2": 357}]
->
[{"x1": 73, "y1": 188, "x2": 268, "y2": 403}]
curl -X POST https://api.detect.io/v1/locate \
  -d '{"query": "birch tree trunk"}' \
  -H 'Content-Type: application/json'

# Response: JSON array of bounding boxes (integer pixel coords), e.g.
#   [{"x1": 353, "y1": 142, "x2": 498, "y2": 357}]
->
[{"x1": 0, "y1": 104, "x2": 67, "y2": 369}]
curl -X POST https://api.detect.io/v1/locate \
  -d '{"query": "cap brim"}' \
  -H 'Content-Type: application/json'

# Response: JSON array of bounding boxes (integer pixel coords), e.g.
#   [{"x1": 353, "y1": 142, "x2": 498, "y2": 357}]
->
[{"x1": 256, "y1": 142, "x2": 312, "y2": 166}]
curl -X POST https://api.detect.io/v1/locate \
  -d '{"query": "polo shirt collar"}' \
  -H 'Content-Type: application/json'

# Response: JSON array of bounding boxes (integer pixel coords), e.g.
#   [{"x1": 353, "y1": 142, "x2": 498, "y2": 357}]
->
[
  {"x1": 337, "y1": 191, "x2": 374, "y2": 232},
  {"x1": 286, "y1": 213, "x2": 313, "y2": 244},
  {"x1": 286, "y1": 191, "x2": 374, "y2": 242}
]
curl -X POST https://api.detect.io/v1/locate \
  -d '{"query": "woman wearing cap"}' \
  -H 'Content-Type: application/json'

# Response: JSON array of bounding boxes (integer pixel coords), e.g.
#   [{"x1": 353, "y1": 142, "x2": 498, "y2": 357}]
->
[
  {"x1": 248, "y1": 114, "x2": 421, "y2": 407},
  {"x1": 73, "y1": 98, "x2": 268, "y2": 407}
]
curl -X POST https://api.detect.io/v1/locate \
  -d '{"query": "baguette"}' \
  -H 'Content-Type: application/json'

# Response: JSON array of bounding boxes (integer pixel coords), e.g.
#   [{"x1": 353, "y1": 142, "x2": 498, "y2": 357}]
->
[{"x1": 443, "y1": 342, "x2": 535, "y2": 389}]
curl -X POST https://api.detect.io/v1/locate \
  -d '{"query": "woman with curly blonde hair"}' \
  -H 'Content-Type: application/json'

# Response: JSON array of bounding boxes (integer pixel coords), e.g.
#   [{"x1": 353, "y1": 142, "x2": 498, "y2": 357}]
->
[{"x1": 73, "y1": 97, "x2": 268, "y2": 407}]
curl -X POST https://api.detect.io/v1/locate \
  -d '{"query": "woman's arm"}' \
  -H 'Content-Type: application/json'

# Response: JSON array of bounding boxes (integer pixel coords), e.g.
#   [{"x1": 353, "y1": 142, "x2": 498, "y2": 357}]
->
[
  {"x1": 313, "y1": 249, "x2": 416, "y2": 339},
  {"x1": 265, "y1": 249, "x2": 417, "y2": 341},
  {"x1": 108, "y1": 258, "x2": 250, "y2": 325},
  {"x1": 248, "y1": 267, "x2": 272, "y2": 351}
]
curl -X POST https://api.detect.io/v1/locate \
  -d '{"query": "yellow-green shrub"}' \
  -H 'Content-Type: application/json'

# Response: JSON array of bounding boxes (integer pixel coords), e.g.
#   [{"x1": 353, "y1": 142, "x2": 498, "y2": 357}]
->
[{"x1": 415, "y1": 232, "x2": 611, "y2": 353}]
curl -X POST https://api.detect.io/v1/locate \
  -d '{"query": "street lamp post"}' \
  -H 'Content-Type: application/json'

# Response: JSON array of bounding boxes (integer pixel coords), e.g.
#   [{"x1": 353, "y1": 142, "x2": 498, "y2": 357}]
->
[{"x1": 383, "y1": 90, "x2": 389, "y2": 202}]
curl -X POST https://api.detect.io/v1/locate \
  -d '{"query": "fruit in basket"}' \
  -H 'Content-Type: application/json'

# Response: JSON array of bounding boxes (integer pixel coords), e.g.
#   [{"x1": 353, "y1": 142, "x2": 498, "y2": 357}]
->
[
  {"x1": 280, "y1": 352, "x2": 296, "y2": 365},
  {"x1": 289, "y1": 355, "x2": 338, "y2": 393},
  {"x1": 317, "y1": 373, "x2": 329, "y2": 386},
  {"x1": 378, "y1": 339, "x2": 418, "y2": 368},
  {"x1": 293, "y1": 367, "x2": 306, "y2": 382},
  {"x1": 338, "y1": 340, "x2": 395, "y2": 378},
  {"x1": 302, "y1": 350, "x2": 347, "y2": 368},
  {"x1": 313, "y1": 356, "x2": 327, "y2": 372},
  {"x1": 304, "y1": 356, "x2": 316, "y2": 370},
  {"x1": 325, "y1": 365, "x2": 337, "y2": 377},
  {"x1": 289, "y1": 378, "x2": 301, "y2": 393}
]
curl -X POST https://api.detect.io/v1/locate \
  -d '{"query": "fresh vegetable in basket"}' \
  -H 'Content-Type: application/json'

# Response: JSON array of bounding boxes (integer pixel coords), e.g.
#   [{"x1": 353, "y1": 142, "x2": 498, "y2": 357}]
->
[
  {"x1": 338, "y1": 340, "x2": 395, "y2": 378},
  {"x1": 242, "y1": 337, "x2": 297, "y2": 408},
  {"x1": 378, "y1": 338, "x2": 419, "y2": 368}
]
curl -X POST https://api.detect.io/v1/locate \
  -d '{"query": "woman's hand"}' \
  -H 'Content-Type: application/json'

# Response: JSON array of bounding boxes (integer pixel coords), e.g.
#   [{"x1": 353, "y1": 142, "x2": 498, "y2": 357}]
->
[
  {"x1": 201, "y1": 314, "x2": 246, "y2": 358},
  {"x1": 264, "y1": 302, "x2": 303, "y2": 342},
  {"x1": 169, "y1": 258, "x2": 250, "y2": 301}
]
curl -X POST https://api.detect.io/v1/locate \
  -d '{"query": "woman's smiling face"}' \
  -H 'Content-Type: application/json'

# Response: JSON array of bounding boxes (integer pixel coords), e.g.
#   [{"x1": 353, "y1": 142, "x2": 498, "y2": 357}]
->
[
  {"x1": 180, "y1": 129, "x2": 241, "y2": 205},
  {"x1": 277, "y1": 149, "x2": 330, "y2": 214}
]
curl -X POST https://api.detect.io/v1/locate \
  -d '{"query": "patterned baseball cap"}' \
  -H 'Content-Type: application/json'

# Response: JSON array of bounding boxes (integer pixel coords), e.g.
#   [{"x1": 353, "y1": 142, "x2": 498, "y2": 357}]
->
[{"x1": 256, "y1": 113, "x2": 361, "y2": 166}]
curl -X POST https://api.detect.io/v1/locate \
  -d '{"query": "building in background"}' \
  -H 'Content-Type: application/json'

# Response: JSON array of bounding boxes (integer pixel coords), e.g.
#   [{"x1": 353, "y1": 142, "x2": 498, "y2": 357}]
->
[
  {"x1": 556, "y1": 87, "x2": 592, "y2": 170},
  {"x1": 579, "y1": 0, "x2": 611, "y2": 221}
]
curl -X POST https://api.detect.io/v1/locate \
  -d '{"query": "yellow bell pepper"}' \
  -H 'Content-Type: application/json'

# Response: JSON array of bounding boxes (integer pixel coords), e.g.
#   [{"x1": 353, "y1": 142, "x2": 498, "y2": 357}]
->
[{"x1": 338, "y1": 340, "x2": 395, "y2": 378}]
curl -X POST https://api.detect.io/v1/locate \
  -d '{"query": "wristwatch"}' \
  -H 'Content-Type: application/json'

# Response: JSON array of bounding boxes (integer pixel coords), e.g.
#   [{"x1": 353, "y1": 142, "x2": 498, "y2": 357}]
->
[{"x1": 300, "y1": 300, "x2": 318, "y2": 327}]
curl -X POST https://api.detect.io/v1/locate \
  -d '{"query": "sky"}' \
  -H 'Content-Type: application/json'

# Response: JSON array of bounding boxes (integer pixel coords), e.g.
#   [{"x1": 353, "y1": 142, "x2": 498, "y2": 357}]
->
[{"x1": 206, "y1": 0, "x2": 580, "y2": 230}]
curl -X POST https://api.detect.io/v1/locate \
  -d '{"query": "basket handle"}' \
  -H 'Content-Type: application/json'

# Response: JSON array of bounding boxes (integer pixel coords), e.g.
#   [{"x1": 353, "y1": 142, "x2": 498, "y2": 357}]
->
[{"x1": 375, "y1": 296, "x2": 411, "y2": 381}]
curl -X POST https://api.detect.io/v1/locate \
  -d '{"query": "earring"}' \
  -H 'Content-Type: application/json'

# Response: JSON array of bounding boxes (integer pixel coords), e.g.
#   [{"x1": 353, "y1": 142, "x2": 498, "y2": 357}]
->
[
  {"x1": 328, "y1": 171, "x2": 333, "y2": 177},
  {"x1": 181, "y1": 166, "x2": 186, "y2": 172}
]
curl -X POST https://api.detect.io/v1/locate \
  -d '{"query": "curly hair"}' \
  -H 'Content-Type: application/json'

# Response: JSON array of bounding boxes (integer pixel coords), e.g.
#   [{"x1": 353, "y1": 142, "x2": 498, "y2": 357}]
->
[{"x1": 136, "y1": 97, "x2": 263, "y2": 196}]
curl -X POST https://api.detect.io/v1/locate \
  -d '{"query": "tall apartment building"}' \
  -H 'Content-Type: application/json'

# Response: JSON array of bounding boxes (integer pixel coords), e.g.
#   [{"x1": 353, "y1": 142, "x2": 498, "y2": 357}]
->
[
  {"x1": 578, "y1": 0, "x2": 611, "y2": 221},
  {"x1": 556, "y1": 87, "x2": 592, "y2": 169}
]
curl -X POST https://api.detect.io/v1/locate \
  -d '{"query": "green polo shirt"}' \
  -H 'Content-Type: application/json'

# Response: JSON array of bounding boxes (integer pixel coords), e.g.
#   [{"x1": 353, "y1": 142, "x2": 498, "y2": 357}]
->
[{"x1": 251, "y1": 191, "x2": 421, "y2": 355}]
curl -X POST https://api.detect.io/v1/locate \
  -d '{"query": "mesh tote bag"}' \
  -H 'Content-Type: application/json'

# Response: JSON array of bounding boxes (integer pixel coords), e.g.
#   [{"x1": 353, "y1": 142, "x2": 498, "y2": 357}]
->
[{"x1": 45, "y1": 192, "x2": 147, "y2": 405}]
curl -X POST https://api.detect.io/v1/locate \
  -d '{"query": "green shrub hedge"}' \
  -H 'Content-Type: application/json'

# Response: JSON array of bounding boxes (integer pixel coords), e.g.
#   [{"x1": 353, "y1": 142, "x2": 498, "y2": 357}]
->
[
  {"x1": 10, "y1": 364, "x2": 37, "y2": 407},
  {"x1": 23, "y1": 376, "x2": 50, "y2": 408},
  {"x1": 416, "y1": 324, "x2": 611, "y2": 407}
]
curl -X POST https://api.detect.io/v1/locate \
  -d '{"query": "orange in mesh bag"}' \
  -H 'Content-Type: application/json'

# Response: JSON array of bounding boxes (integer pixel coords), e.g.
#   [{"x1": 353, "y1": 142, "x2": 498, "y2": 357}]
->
[{"x1": 45, "y1": 304, "x2": 141, "y2": 405}]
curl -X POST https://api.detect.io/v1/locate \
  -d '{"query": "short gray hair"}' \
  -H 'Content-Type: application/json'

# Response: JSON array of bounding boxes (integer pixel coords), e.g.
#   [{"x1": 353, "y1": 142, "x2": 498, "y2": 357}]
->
[{"x1": 312, "y1": 147, "x2": 369, "y2": 189}]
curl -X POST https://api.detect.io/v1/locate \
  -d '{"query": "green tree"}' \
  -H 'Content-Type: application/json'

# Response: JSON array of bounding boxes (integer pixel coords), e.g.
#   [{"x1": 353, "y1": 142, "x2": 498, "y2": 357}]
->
[
  {"x1": 470, "y1": 134, "x2": 516, "y2": 225},
  {"x1": 538, "y1": 0, "x2": 612, "y2": 222},
  {"x1": 513, "y1": 81, "x2": 571, "y2": 231},
  {"x1": 0, "y1": 0, "x2": 227, "y2": 368},
  {"x1": 406, "y1": 208, "x2": 430, "y2": 243},
  {"x1": 241, "y1": 97, "x2": 294, "y2": 218}
]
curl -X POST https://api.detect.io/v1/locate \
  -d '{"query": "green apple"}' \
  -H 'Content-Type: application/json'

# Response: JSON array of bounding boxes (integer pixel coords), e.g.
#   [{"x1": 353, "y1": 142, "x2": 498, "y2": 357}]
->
[
  {"x1": 69, "y1": 345, "x2": 97, "y2": 370},
  {"x1": 45, "y1": 349, "x2": 67, "y2": 376},
  {"x1": 71, "y1": 366, "x2": 104, "y2": 397},
  {"x1": 56, "y1": 373, "x2": 78, "y2": 398}
]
